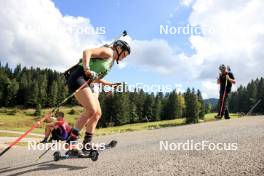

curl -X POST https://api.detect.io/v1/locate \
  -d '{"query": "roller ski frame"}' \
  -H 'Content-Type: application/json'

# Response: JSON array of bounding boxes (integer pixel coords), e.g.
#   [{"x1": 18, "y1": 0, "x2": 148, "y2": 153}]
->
[{"x1": 53, "y1": 140, "x2": 117, "y2": 162}]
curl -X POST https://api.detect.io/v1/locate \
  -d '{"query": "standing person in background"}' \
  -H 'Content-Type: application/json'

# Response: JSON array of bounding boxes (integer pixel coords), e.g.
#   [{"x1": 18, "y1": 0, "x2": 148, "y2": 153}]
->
[{"x1": 215, "y1": 65, "x2": 236, "y2": 120}]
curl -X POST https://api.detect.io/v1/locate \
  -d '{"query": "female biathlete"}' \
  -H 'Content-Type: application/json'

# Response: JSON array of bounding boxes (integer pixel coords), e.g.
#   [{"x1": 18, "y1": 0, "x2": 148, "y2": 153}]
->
[{"x1": 66, "y1": 39, "x2": 131, "y2": 152}]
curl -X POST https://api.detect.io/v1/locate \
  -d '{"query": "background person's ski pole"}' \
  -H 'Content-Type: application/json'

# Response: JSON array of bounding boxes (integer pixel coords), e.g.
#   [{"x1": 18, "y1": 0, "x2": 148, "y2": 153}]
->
[
  {"x1": 246, "y1": 99, "x2": 262, "y2": 116},
  {"x1": 0, "y1": 78, "x2": 92, "y2": 157},
  {"x1": 220, "y1": 78, "x2": 228, "y2": 117}
]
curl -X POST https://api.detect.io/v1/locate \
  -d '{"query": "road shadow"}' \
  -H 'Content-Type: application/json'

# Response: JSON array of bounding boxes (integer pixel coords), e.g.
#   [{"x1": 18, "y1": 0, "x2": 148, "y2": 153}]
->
[
  {"x1": 0, "y1": 160, "x2": 87, "y2": 176},
  {"x1": 0, "y1": 167, "x2": 11, "y2": 171}
]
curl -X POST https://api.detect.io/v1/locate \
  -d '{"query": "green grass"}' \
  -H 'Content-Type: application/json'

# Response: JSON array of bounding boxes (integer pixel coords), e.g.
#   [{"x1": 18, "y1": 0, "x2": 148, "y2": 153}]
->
[
  {"x1": 95, "y1": 118, "x2": 186, "y2": 136},
  {"x1": 0, "y1": 107, "x2": 241, "y2": 137},
  {"x1": 0, "y1": 132, "x2": 42, "y2": 138},
  {"x1": 0, "y1": 132, "x2": 23, "y2": 137},
  {"x1": 3, "y1": 141, "x2": 29, "y2": 147},
  {"x1": 0, "y1": 106, "x2": 83, "y2": 134}
]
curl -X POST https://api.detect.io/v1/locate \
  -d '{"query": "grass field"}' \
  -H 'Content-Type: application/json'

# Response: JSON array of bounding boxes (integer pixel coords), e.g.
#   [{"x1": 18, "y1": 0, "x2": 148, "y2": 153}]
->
[{"x1": 0, "y1": 107, "x2": 240, "y2": 137}]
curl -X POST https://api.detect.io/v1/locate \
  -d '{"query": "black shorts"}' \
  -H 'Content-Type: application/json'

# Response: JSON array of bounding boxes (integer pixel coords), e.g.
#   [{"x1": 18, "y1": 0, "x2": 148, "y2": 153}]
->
[{"x1": 67, "y1": 65, "x2": 89, "y2": 93}]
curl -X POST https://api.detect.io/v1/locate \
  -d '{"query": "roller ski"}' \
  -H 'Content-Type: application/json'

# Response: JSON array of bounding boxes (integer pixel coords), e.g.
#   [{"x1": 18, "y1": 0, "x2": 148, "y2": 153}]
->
[{"x1": 53, "y1": 140, "x2": 117, "y2": 162}]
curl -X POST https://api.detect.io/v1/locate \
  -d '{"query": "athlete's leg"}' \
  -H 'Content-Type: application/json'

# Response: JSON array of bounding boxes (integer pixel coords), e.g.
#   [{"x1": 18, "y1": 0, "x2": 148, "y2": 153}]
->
[
  {"x1": 224, "y1": 94, "x2": 230, "y2": 119},
  {"x1": 66, "y1": 87, "x2": 98, "y2": 144},
  {"x1": 74, "y1": 87, "x2": 98, "y2": 130},
  {"x1": 85, "y1": 92, "x2": 101, "y2": 133}
]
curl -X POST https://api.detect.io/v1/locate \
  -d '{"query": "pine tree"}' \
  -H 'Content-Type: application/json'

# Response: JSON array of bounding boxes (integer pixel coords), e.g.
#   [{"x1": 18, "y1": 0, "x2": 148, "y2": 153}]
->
[
  {"x1": 152, "y1": 94, "x2": 162, "y2": 121},
  {"x1": 205, "y1": 103, "x2": 212, "y2": 114},
  {"x1": 49, "y1": 81, "x2": 58, "y2": 107},
  {"x1": 197, "y1": 89, "x2": 205, "y2": 119},
  {"x1": 164, "y1": 90, "x2": 178, "y2": 119},
  {"x1": 135, "y1": 89, "x2": 145, "y2": 122},
  {"x1": 38, "y1": 74, "x2": 48, "y2": 106},
  {"x1": 112, "y1": 92, "x2": 130, "y2": 125},
  {"x1": 237, "y1": 86, "x2": 248, "y2": 112},
  {"x1": 34, "y1": 104, "x2": 42, "y2": 118},
  {"x1": 129, "y1": 102, "x2": 139, "y2": 123},
  {"x1": 128, "y1": 92, "x2": 139, "y2": 123},
  {"x1": 13, "y1": 64, "x2": 22, "y2": 79},
  {"x1": 256, "y1": 78, "x2": 264, "y2": 113},
  {"x1": 143, "y1": 94, "x2": 154, "y2": 122},
  {"x1": 5, "y1": 79, "x2": 19, "y2": 106},
  {"x1": 17, "y1": 73, "x2": 29, "y2": 106},
  {"x1": 185, "y1": 88, "x2": 199, "y2": 124},
  {"x1": 174, "y1": 93, "x2": 185, "y2": 118},
  {"x1": 100, "y1": 93, "x2": 114, "y2": 127},
  {"x1": 27, "y1": 83, "x2": 39, "y2": 107},
  {"x1": 0, "y1": 71, "x2": 10, "y2": 106},
  {"x1": 247, "y1": 80, "x2": 257, "y2": 107},
  {"x1": 4, "y1": 63, "x2": 12, "y2": 78}
]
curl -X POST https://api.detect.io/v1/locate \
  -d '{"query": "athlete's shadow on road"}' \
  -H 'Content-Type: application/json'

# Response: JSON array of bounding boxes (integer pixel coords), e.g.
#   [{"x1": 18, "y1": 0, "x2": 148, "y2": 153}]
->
[{"x1": 0, "y1": 160, "x2": 87, "y2": 176}]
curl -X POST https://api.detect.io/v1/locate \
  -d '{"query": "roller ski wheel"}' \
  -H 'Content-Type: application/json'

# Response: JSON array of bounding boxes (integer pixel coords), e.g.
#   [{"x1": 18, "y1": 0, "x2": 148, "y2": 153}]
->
[
  {"x1": 90, "y1": 150, "x2": 99, "y2": 161},
  {"x1": 53, "y1": 151, "x2": 61, "y2": 161},
  {"x1": 108, "y1": 140, "x2": 117, "y2": 148}
]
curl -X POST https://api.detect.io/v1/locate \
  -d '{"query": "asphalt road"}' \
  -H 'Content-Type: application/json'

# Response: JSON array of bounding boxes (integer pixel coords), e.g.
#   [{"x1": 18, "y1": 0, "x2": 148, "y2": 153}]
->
[{"x1": 0, "y1": 116, "x2": 263, "y2": 176}]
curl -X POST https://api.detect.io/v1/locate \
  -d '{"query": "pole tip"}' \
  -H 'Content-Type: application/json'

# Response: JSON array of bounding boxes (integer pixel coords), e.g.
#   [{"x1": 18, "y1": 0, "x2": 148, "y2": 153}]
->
[{"x1": 123, "y1": 30, "x2": 127, "y2": 36}]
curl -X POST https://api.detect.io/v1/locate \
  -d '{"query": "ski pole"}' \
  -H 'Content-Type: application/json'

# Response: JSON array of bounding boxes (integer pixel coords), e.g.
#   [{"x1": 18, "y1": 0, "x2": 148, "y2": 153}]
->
[
  {"x1": 0, "y1": 78, "x2": 92, "y2": 157},
  {"x1": 220, "y1": 78, "x2": 228, "y2": 117},
  {"x1": 36, "y1": 143, "x2": 56, "y2": 161},
  {"x1": 108, "y1": 30, "x2": 127, "y2": 46}
]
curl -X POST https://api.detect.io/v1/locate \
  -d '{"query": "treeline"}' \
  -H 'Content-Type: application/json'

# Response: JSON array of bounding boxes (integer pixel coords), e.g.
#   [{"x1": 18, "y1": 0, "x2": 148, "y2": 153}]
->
[
  {"x1": 98, "y1": 88, "x2": 208, "y2": 127},
  {"x1": 0, "y1": 63, "x2": 208, "y2": 127},
  {"x1": 0, "y1": 63, "x2": 70, "y2": 107},
  {"x1": 229, "y1": 77, "x2": 264, "y2": 114}
]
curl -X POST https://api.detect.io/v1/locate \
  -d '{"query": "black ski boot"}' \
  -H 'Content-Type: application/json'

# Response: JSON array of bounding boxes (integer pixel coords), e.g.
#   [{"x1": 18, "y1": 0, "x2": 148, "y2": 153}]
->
[
  {"x1": 40, "y1": 137, "x2": 48, "y2": 143},
  {"x1": 214, "y1": 114, "x2": 222, "y2": 120},
  {"x1": 81, "y1": 132, "x2": 94, "y2": 154},
  {"x1": 82, "y1": 142, "x2": 93, "y2": 155},
  {"x1": 65, "y1": 128, "x2": 81, "y2": 156},
  {"x1": 224, "y1": 116, "x2": 230, "y2": 119}
]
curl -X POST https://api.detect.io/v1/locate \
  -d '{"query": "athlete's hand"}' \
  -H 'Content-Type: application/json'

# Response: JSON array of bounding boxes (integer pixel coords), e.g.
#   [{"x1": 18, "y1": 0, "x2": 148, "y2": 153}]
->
[
  {"x1": 112, "y1": 82, "x2": 122, "y2": 89},
  {"x1": 42, "y1": 113, "x2": 53, "y2": 123},
  {"x1": 85, "y1": 70, "x2": 98, "y2": 80},
  {"x1": 226, "y1": 75, "x2": 231, "y2": 81}
]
